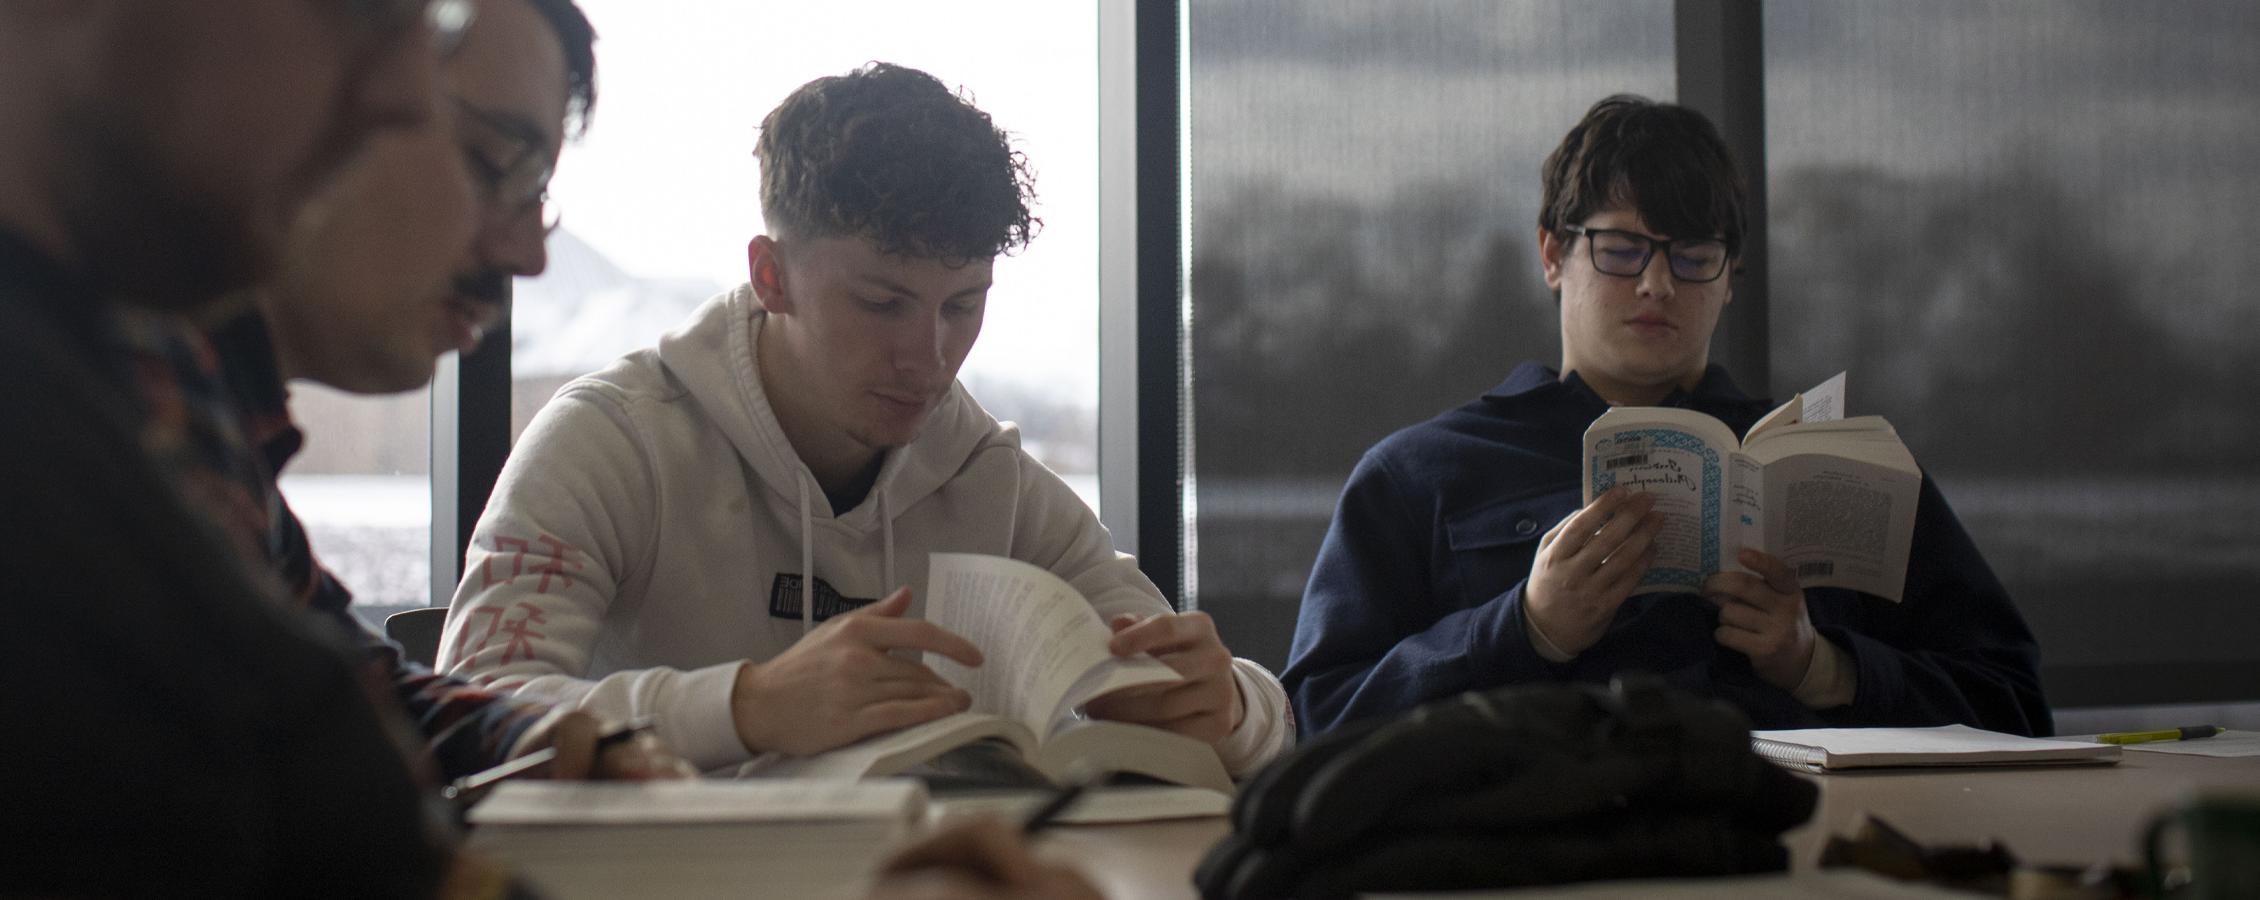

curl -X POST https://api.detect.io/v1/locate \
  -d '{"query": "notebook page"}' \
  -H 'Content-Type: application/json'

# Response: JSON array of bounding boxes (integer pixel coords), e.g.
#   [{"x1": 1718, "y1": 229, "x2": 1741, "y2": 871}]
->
[{"x1": 1751, "y1": 724, "x2": 2116, "y2": 768}]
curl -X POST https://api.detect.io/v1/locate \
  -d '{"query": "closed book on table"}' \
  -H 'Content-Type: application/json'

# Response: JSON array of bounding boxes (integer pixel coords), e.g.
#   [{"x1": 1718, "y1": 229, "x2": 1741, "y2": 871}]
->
[{"x1": 468, "y1": 779, "x2": 927, "y2": 900}]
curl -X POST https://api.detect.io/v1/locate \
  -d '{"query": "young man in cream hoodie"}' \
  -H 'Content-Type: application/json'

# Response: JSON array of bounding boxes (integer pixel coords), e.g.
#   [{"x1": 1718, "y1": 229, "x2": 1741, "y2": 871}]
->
[{"x1": 440, "y1": 62, "x2": 1292, "y2": 776}]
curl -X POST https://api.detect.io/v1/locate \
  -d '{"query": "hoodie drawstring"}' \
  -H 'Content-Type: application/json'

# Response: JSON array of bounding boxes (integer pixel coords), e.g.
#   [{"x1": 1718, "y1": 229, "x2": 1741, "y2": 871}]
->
[
  {"x1": 880, "y1": 487, "x2": 896, "y2": 595},
  {"x1": 796, "y1": 472, "x2": 813, "y2": 636},
  {"x1": 794, "y1": 463, "x2": 900, "y2": 634}
]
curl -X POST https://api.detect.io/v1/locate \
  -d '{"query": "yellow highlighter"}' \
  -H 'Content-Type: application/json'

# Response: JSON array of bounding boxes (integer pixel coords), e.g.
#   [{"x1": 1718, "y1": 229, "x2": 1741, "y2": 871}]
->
[{"x1": 2095, "y1": 725, "x2": 2223, "y2": 745}]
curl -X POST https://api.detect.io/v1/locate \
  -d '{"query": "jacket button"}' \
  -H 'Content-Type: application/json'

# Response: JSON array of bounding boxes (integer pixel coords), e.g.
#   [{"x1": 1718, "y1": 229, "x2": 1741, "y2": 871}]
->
[{"x1": 1514, "y1": 517, "x2": 1537, "y2": 536}]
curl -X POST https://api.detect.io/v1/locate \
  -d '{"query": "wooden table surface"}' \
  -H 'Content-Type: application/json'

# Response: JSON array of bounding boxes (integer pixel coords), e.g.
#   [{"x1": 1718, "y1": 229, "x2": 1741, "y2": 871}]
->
[{"x1": 1053, "y1": 750, "x2": 2260, "y2": 900}]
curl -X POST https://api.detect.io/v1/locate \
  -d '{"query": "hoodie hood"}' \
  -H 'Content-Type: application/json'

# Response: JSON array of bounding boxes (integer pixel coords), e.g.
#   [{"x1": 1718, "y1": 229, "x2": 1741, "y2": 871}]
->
[{"x1": 652, "y1": 284, "x2": 1008, "y2": 530}]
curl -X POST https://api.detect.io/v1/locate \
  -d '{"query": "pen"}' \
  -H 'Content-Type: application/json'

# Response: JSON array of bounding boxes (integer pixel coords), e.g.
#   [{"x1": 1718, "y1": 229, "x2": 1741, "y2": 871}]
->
[
  {"x1": 1019, "y1": 776, "x2": 1097, "y2": 836},
  {"x1": 2094, "y1": 725, "x2": 2223, "y2": 745},
  {"x1": 443, "y1": 720, "x2": 654, "y2": 807}
]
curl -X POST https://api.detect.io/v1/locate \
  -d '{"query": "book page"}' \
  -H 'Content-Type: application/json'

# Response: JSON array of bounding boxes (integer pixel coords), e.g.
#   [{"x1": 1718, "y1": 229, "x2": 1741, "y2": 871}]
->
[
  {"x1": 1726, "y1": 453, "x2": 1765, "y2": 573},
  {"x1": 1743, "y1": 395, "x2": 1803, "y2": 446},
  {"x1": 1800, "y1": 371, "x2": 1847, "y2": 424},
  {"x1": 741, "y1": 711, "x2": 1036, "y2": 781},
  {"x1": 1743, "y1": 372, "x2": 1849, "y2": 448},
  {"x1": 1583, "y1": 407, "x2": 1739, "y2": 592},
  {"x1": 1037, "y1": 719, "x2": 1235, "y2": 795},
  {"x1": 1753, "y1": 433, "x2": 1920, "y2": 602},
  {"x1": 925, "y1": 553, "x2": 1179, "y2": 733}
]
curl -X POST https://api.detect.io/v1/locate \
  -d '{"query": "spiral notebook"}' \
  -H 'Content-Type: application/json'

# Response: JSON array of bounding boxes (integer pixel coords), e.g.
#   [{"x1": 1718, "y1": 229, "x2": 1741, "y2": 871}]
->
[{"x1": 1750, "y1": 724, "x2": 2120, "y2": 773}]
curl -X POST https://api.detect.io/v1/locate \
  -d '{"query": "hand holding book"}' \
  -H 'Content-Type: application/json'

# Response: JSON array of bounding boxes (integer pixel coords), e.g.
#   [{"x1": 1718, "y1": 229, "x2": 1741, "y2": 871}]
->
[
  {"x1": 544, "y1": 713, "x2": 698, "y2": 782},
  {"x1": 1581, "y1": 371, "x2": 1921, "y2": 603},
  {"x1": 1704, "y1": 547, "x2": 1821, "y2": 692},
  {"x1": 731, "y1": 587, "x2": 984, "y2": 757},
  {"x1": 1085, "y1": 610, "x2": 1245, "y2": 745},
  {"x1": 746, "y1": 554, "x2": 1237, "y2": 796},
  {"x1": 1524, "y1": 486, "x2": 1665, "y2": 656}
]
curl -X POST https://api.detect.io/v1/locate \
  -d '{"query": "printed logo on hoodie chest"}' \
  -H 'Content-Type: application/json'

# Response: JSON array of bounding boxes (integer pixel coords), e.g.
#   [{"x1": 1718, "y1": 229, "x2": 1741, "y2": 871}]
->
[{"x1": 768, "y1": 573, "x2": 876, "y2": 622}]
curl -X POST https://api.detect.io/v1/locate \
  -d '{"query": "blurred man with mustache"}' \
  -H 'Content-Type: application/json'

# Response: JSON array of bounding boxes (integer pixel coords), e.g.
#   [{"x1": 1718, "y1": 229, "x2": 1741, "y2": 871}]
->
[
  {"x1": 0, "y1": 1, "x2": 488, "y2": 894},
  {"x1": 441, "y1": 63, "x2": 1293, "y2": 778},
  {"x1": 190, "y1": 0, "x2": 690, "y2": 783},
  {"x1": 259, "y1": 0, "x2": 569, "y2": 395}
]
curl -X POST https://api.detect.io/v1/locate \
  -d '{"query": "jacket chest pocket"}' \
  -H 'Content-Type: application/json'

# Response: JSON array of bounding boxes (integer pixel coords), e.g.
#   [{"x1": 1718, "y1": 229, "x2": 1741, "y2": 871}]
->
[{"x1": 1443, "y1": 489, "x2": 1581, "y2": 604}]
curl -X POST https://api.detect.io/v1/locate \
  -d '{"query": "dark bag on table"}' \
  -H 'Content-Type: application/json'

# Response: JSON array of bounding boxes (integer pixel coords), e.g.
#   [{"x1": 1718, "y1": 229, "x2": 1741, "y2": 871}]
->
[{"x1": 1194, "y1": 677, "x2": 1818, "y2": 900}]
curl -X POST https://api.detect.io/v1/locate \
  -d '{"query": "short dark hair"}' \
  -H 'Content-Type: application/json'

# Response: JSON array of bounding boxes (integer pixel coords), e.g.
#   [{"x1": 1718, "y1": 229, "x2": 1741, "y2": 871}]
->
[
  {"x1": 756, "y1": 62, "x2": 1037, "y2": 263},
  {"x1": 520, "y1": 0, "x2": 597, "y2": 134},
  {"x1": 1538, "y1": 94, "x2": 1746, "y2": 257}
]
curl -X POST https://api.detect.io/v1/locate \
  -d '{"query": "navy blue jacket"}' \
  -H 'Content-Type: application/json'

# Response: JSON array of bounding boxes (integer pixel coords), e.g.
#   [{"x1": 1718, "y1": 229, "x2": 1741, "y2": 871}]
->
[{"x1": 1283, "y1": 362, "x2": 2051, "y2": 737}]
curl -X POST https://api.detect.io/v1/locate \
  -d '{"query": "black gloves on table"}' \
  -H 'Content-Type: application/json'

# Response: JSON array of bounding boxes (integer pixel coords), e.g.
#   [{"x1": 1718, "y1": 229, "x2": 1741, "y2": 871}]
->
[{"x1": 1194, "y1": 677, "x2": 1818, "y2": 900}]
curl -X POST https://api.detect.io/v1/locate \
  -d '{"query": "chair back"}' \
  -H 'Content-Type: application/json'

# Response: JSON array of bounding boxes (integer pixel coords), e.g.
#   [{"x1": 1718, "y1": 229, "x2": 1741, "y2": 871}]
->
[{"x1": 385, "y1": 607, "x2": 449, "y2": 668}]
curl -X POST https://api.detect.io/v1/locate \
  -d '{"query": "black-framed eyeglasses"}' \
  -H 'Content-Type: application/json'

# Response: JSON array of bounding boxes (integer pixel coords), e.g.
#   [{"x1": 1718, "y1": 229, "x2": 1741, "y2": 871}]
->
[
  {"x1": 452, "y1": 97, "x2": 561, "y2": 234},
  {"x1": 1563, "y1": 224, "x2": 1731, "y2": 283}
]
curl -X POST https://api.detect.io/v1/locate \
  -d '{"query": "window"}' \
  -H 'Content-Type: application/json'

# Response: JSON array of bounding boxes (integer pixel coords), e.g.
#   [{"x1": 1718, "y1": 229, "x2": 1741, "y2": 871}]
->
[
  {"x1": 513, "y1": 0, "x2": 1103, "y2": 511},
  {"x1": 278, "y1": 385, "x2": 432, "y2": 630},
  {"x1": 1185, "y1": 0, "x2": 1675, "y2": 666},
  {"x1": 1762, "y1": 1, "x2": 2260, "y2": 705}
]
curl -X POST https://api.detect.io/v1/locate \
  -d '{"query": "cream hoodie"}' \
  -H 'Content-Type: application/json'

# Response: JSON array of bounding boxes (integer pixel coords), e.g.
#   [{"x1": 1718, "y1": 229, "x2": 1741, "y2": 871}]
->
[{"x1": 439, "y1": 286, "x2": 1291, "y2": 773}]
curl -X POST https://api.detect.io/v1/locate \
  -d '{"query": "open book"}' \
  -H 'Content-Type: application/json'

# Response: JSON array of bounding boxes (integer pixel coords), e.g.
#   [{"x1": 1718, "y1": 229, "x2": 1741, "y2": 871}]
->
[
  {"x1": 1582, "y1": 372, "x2": 1922, "y2": 602},
  {"x1": 745, "y1": 553, "x2": 1236, "y2": 797},
  {"x1": 1750, "y1": 724, "x2": 2120, "y2": 773}
]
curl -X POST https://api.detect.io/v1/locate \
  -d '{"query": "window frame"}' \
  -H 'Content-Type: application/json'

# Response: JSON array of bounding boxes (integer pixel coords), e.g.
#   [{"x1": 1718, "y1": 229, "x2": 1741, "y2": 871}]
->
[{"x1": 429, "y1": 0, "x2": 2258, "y2": 708}]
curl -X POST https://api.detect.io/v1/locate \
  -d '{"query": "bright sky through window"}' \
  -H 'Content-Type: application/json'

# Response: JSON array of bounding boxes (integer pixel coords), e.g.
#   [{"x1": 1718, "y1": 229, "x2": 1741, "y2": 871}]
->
[{"x1": 541, "y1": 0, "x2": 1100, "y2": 403}]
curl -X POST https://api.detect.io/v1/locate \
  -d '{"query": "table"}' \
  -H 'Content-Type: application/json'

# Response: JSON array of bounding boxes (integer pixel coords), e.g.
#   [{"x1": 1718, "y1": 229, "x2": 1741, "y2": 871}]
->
[
  {"x1": 1054, "y1": 751, "x2": 2260, "y2": 900},
  {"x1": 1784, "y1": 751, "x2": 2259, "y2": 866}
]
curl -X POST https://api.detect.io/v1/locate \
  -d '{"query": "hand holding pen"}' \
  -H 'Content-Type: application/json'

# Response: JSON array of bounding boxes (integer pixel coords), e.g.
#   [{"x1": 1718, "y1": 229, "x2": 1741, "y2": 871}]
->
[
  {"x1": 1016, "y1": 778, "x2": 1093, "y2": 836},
  {"x1": 444, "y1": 714, "x2": 695, "y2": 810},
  {"x1": 545, "y1": 711, "x2": 696, "y2": 781}
]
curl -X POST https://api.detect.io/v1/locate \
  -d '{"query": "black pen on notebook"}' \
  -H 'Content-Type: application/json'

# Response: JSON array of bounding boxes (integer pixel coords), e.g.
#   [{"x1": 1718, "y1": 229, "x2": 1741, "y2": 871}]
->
[
  {"x1": 443, "y1": 720, "x2": 654, "y2": 807},
  {"x1": 1020, "y1": 767, "x2": 1103, "y2": 835}
]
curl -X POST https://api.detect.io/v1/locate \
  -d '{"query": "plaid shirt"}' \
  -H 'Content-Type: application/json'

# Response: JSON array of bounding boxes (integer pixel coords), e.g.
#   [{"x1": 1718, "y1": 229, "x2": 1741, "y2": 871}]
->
[
  {"x1": 123, "y1": 307, "x2": 553, "y2": 781},
  {"x1": 2, "y1": 228, "x2": 457, "y2": 897}
]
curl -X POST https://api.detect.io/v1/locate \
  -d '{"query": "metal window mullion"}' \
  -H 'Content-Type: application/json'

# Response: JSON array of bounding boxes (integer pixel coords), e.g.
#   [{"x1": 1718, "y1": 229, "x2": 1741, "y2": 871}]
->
[
  {"x1": 429, "y1": 293, "x2": 513, "y2": 608},
  {"x1": 1132, "y1": 0, "x2": 1187, "y2": 608},
  {"x1": 1674, "y1": 0, "x2": 1772, "y2": 394}
]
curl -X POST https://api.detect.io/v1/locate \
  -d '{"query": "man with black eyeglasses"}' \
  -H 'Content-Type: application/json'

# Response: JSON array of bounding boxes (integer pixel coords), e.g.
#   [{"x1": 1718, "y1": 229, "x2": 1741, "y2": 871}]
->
[
  {"x1": 257, "y1": 0, "x2": 575, "y2": 398},
  {"x1": 1284, "y1": 95, "x2": 2048, "y2": 739},
  {"x1": 0, "y1": 1, "x2": 502, "y2": 895},
  {"x1": 174, "y1": 0, "x2": 694, "y2": 786}
]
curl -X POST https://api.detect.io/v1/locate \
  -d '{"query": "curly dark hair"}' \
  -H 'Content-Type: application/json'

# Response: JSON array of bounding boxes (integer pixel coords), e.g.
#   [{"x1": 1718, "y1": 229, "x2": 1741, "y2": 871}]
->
[
  {"x1": 1539, "y1": 94, "x2": 1746, "y2": 259},
  {"x1": 521, "y1": 0, "x2": 598, "y2": 135},
  {"x1": 756, "y1": 62, "x2": 1038, "y2": 263}
]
